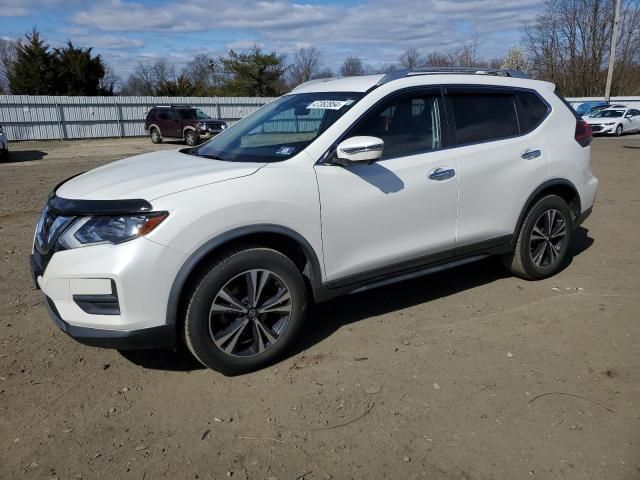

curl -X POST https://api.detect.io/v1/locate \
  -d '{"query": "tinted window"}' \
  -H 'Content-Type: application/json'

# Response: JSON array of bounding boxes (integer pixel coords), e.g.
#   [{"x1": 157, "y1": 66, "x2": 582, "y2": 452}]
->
[
  {"x1": 517, "y1": 91, "x2": 548, "y2": 132},
  {"x1": 179, "y1": 109, "x2": 210, "y2": 120},
  {"x1": 448, "y1": 91, "x2": 518, "y2": 144},
  {"x1": 158, "y1": 110, "x2": 169, "y2": 120},
  {"x1": 592, "y1": 110, "x2": 623, "y2": 118},
  {"x1": 351, "y1": 92, "x2": 442, "y2": 159},
  {"x1": 146, "y1": 109, "x2": 157, "y2": 120}
]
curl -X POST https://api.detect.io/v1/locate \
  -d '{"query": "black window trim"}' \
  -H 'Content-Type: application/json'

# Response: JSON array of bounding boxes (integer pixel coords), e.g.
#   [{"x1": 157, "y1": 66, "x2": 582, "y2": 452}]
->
[
  {"x1": 443, "y1": 84, "x2": 552, "y2": 149},
  {"x1": 319, "y1": 85, "x2": 450, "y2": 164}
]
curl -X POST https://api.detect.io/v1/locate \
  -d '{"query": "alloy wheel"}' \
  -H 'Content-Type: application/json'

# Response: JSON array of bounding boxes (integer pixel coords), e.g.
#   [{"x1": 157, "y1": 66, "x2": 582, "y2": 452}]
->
[
  {"x1": 529, "y1": 208, "x2": 567, "y2": 268},
  {"x1": 208, "y1": 269, "x2": 292, "y2": 357}
]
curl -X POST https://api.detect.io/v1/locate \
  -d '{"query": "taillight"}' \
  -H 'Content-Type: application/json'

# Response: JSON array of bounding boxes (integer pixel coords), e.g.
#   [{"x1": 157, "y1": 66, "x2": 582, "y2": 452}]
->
[{"x1": 575, "y1": 119, "x2": 592, "y2": 147}]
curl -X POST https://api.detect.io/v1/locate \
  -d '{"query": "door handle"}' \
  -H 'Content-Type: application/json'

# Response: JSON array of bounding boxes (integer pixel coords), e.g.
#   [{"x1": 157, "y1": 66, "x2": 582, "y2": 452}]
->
[
  {"x1": 429, "y1": 167, "x2": 456, "y2": 181},
  {"x1": 521, "y1": 149, "x2": 542, "y2": 160}
]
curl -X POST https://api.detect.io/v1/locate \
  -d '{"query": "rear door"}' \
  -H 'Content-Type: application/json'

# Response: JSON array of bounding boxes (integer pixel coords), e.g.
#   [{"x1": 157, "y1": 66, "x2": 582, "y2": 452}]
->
[
  {"x1": 446, "y1": 86, "x2": 550, "y2": 249},
  {"x1": 168, "y1": 109, "x2": 183, "y2": 138}
]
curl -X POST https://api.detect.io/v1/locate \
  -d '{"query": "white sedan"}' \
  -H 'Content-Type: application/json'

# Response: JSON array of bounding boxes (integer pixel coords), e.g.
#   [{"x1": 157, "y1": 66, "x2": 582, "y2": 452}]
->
[{"x1": 584, "y1": 108, "x2": 640, "y2": 136}]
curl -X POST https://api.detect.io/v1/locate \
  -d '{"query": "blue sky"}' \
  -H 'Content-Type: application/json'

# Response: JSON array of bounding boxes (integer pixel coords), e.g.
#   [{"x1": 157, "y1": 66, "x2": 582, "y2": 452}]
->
[{"x1": 0, "y1": 0, "x2": 542, "y2": 78}]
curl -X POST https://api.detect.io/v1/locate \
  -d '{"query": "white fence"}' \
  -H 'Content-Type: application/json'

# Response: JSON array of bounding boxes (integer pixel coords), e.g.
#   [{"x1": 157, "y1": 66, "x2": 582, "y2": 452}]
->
[
  {"x1": 0, "y1": 95, "x2": 275, "y2": 141},
  {"x1": 1, "y1": 94, "x2": 639, "y2": 142}
]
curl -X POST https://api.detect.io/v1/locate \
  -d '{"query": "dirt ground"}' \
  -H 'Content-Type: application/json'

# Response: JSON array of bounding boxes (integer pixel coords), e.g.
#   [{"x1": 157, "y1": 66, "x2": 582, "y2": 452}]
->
[{"x1": 1, "y1": 135, "x2": 639, "y2": 480}]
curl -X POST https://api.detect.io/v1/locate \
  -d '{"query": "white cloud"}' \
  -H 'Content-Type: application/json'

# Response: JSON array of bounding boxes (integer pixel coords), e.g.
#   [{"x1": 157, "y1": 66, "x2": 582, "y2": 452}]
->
[{"x1": 68, "y1": 0, "x2": 540, "y2": 66}]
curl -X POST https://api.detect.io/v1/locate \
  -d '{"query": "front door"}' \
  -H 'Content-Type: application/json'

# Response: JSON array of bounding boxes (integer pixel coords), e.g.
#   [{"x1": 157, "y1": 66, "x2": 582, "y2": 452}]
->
[{"x1": 314, "y1": 88, "x2": 459, "y2": 285}]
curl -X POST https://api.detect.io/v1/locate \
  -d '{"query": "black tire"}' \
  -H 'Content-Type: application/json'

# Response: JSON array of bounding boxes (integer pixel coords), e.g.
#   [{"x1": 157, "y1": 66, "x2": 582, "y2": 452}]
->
[
  {"x1": 150, "y1": 128, "x2": 162, "y2": 144},
  {"x1": 185, "y1": 130, "x2": 198, "y2": 146},
  {"x1": 184, "y1": 247, "x2": 307, "y2": 375},
  {"x1": 503, "y1": 195, "x2": 573, "y2": 280},
  {"x1": 615, "y1": 124, "x2": 623, "y2": 137}
]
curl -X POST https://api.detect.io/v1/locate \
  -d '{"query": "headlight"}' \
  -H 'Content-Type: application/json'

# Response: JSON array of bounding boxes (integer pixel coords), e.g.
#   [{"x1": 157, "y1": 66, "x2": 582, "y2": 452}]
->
[
  {"x1": 220, "y1": 124, "x2": 226, "y2": 129},
  {"x1": 603, "y1": 122, "x2": 615, "y2": 125},
  {"x1": 198, "y1": 123, "x2": 207, "y2": 131},
  {"x1": 59, "y1": 212, "x2": 168, "y2": 249}
]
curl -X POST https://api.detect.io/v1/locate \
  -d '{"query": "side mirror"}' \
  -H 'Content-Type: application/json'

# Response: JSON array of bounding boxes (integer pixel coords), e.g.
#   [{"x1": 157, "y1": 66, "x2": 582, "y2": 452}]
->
[{"x1": 335, "y1": 136, "x2": 384, "y2": 166}]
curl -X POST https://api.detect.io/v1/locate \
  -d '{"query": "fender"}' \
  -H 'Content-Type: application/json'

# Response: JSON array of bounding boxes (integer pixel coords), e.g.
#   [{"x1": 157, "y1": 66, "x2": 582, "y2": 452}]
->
[
  {"x1": 165, "y1": 224, "x2": 324, "y2": 327},
  {"x1": 147, "y1": 123, "x2": 161, "y2": 134},
  {"x1": 512, "y1": 178, "x2": 581, "y2": 246}
]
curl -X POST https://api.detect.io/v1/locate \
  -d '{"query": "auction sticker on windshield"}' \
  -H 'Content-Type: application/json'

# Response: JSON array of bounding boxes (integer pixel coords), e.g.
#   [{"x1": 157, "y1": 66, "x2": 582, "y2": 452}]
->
[{"x1": 307, "y1": 99, "x2": 354, "y2": 110}]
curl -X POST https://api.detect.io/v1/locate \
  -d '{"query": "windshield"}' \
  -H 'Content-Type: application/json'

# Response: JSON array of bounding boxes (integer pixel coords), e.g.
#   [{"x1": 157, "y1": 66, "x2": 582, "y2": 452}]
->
[
  {"x1": 593, "y1": 110, "x2": 624, "y2": 118},
  {"x1": 180, "y1": 109, "x2": 210, "y2": 120},
  {"x1": 195, "y1": 92, "x2": 364, "y2": 162}
]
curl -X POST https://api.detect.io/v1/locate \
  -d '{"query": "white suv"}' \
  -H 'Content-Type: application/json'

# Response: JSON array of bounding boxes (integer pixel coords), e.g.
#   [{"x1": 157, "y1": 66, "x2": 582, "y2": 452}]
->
[{"x1": 31, "y1": 68, "x2": 598, "y2": 374}]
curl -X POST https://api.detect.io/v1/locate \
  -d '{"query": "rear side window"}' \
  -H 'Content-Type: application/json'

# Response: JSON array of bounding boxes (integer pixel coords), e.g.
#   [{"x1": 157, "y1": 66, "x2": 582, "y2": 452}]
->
[
  {"x1": 158, "y1": 110, "x2": 169, "y2": 120},
  {"x1": 146, "y1": 109, "x2": 157, "y2": 120},
  {"x1": 516, "y1": 91, "x2": 549, "y2": 133},
  {"x1": 448, "y1": 91, "x2": 518, "y2": 144}
]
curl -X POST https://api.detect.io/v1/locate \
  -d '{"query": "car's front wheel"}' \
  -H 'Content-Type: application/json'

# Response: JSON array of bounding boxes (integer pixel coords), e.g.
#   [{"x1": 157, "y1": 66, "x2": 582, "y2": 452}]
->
[
  {"x1": 615, "y1": 124, "x2": 623, "y2": 137},
  {"x1": 184, "y1": 247, "x2": 307, "y2": 374},
  {"x1": 185, "y1": 130, "x2": 198, "y2": 146},
  {"x1": 503, "y1": 195, "x2": 573, "y2": 280}
]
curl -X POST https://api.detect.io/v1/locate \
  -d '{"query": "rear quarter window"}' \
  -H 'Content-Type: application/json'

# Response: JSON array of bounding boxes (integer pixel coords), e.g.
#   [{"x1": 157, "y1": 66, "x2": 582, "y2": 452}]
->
[
  {"x1": 146, "y1": 109, "x2": 157, "y2": 120},
  {"x1": 448, "y1": 91, "x2": 518, "y2": 145},
  {"x1": 516, "y1": 91, "x2": 549, "y2": 133}
]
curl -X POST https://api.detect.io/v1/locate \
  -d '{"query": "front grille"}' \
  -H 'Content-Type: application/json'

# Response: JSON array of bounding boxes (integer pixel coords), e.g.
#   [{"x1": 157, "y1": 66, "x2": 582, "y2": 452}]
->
[
  {"x1": 33, "y1": 204, "x2": 75, "y2": 273},
  {"x1": 34, "y1": 205, "x2": 74, "y2": 254},
  {"x1": 590, "y1": 125, "x2": 603, "y2": 132}
]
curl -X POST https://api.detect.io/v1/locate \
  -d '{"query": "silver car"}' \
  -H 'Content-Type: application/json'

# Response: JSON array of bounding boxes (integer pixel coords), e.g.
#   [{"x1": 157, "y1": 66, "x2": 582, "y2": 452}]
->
[{"x1": 0, "y1": 124, "x2": 8, "y2": 162}]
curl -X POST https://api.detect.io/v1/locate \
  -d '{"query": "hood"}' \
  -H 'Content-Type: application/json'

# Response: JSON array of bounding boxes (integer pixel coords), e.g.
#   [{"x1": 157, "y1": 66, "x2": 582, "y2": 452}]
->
[
  {"x1": 583, "y1": 116, "x2": 617, "y2": 124},
  {"x1": 56, "y1": 149, "x2": 264, "y2": 201}
]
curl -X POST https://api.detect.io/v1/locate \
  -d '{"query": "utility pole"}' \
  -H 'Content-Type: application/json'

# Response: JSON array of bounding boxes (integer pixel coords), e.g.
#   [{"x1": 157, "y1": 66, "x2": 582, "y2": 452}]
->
[{"x1": 604, "y1": 0, "x2": 622, "y2": 103}]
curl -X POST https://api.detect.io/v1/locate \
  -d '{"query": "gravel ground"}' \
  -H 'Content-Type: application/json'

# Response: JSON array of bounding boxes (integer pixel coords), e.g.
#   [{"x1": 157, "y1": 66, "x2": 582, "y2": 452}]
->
[{"x1": 1, "y1": 135, "x2": 639, "y2": 480}]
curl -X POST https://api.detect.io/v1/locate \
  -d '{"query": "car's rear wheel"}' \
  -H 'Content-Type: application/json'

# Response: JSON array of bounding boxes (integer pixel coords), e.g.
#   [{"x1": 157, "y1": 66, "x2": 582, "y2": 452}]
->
[
  {"x1": 503, "y1": 195, "x2": 572, "y2": 280},
  {"x1": 185, "y1": 130, "x2": 198, "y2": 146},
  {"x1": 150, "y1": 128, "x2": 162, "y2": 144},
  {"x1": 184, "y1": 248, "x2": 307, "y2": 374},
  {"x1": 615, "y1": 124, "x2": 623, "y2": 137}
]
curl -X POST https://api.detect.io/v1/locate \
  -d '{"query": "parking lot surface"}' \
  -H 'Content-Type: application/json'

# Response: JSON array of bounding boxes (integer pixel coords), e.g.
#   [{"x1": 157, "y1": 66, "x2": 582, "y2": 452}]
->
[{"x1": 1, "y1": 135, "x2": 639, "y2": 479}]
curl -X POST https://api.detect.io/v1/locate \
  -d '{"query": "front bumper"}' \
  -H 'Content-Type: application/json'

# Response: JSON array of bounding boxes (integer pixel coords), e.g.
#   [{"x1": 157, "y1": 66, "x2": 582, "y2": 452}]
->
[
  {"x1": 589, "y1": 124, "x2": 616, "y2": 134},
  {"x1": 44, "y1": 296, "x2": 175, "y2": 349},
  {"x1": 31, "y1": 237, "x2": 185, "y2": 349}
]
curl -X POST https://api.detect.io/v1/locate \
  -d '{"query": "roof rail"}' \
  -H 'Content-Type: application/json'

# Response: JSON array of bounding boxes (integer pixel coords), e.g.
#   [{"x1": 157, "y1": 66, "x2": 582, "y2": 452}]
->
[{"x1": 377, "y1": 67, "x2": 529, "y2": 86}]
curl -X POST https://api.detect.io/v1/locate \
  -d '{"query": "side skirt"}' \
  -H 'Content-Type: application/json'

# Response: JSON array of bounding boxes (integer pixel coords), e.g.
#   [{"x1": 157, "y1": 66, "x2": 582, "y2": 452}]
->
[{"x1": 314, "y1": 235, "x2": 512, "y2": 302}]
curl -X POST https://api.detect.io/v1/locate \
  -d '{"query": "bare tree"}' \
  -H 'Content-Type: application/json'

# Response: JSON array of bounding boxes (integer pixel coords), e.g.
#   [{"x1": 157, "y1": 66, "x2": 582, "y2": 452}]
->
[
  {"x1": 448, "y1": 36, "x2": 480, "y2": 67},
  {"x1": 424, "y1": 52, "x2": 454, "y2": 67},
  {"x1": 289, "y1": 47, "x2": 322, "y2": 86},
  {"x1": 181, "y1": 54, "x2": 225, "y2": 92},
  {"x1": 398, "y1": 48, "x2": 423, "y2": 69},
  {"x1": 98, "y1": 63, "x2": 122, "y2": 94},
  {"x1": 340, "y1": 56, "x2": 365, "y2": 76},
  {"x1": 522, "y1": 0, "x2": 640, "y2": 96},
  {"x1": 0, "y1": 38, "x2": 19, "y2": 92}
]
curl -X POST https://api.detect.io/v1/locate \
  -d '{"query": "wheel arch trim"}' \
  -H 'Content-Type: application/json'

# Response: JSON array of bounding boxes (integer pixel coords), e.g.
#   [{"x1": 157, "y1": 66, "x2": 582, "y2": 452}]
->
[
  {"x1": 165, "y1": 224, "x2": 323, "y2": 327},
  {"x1": 513, "y1": 178, "x2": 581, "y2": 245}
]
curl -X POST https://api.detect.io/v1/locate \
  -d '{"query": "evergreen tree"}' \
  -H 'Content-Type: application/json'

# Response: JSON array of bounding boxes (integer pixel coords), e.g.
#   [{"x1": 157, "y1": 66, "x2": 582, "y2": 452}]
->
[
  {"x1": 7, "y1": 29, "x2": 54, "y2": 94},
  {"x1": 219, "y1": 45, "x2": 287, "y2": 96},
  {"x1": 51, "y1": 42, "x2": 106, "y2": 95}
]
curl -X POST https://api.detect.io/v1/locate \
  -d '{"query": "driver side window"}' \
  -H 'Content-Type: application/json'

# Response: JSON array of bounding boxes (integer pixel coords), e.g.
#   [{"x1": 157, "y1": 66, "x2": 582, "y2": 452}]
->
[{"x1": 351, "y1": 91, "x2": 443, "y2": 160}]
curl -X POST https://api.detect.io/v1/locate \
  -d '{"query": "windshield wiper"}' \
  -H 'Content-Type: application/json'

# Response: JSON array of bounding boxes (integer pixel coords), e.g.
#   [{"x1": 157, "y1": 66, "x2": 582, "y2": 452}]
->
[{"x1": 198, "y1": 153, "x2": 226, "y2": 160}]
